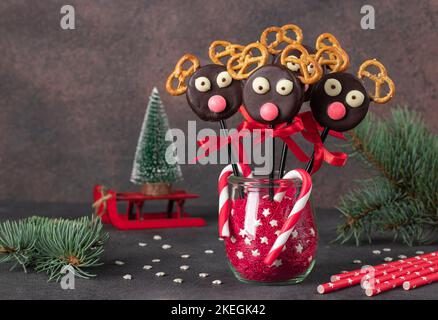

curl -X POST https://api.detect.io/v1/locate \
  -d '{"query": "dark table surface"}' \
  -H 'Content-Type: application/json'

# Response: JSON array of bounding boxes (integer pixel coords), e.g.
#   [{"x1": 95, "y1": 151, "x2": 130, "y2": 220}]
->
[{"x1": 0, "y1": 202, "x2": 437, "y2": 300}]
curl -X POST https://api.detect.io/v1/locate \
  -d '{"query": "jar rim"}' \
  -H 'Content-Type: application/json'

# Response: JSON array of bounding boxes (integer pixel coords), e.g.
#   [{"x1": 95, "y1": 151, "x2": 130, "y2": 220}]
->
[{"x1": 228, "y1": 170, "x2": 303, "y2": 186}]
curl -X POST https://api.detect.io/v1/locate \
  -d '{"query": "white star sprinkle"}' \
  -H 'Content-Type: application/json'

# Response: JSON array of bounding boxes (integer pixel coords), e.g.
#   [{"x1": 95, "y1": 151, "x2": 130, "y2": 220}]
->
[
  {"x1": 239, "y1": 229, "x2": 247, "y2": 238},
  {"x1": 347, "y1": 278, "x2": 353, "y2": 284},
  {"x1": 251, "y1": 249, "x2": 260, "y2": 257},
  {"x1": 291, "y1": 230, "x2": 298, "y2": 239},
  {"x1": 274, "y1": 230, "x2": 281, "y2": 236},
  {"x1": 295, "y1": 243, "x2": 303, "y2": 254},
  {"x1": 269, "y1": 220, "x2": 278, "y2": 227},
  {"x1": 272, "y1": 259, "x2": 283, "y2": 267},
  {"x1": 260, "y1": 236, "x2": 268, "y2": 244},
  {"x1": 236, "y1": 251, "x2": 244, "y2": 259},
  {"x1": 262, "y1": 208, "x2": 271, "y2": 217},
  {"x1": 254, "y1": 219, "x2": 262, "y2": 227},
  {"x1": 244, "y1": 237, "x2": 252, "y2": 245},
  {"x1": 328, "y1": 283, "x2": 334, "y2": 288}
]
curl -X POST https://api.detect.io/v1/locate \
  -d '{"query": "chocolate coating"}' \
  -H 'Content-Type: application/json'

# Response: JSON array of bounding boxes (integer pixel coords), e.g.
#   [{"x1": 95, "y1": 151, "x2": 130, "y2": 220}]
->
[
  {"x1": 242, "y1": 65, "x2": 304, "y2": 125},
  {"x1": 309, "y1": 72, "x2": 370, "y2": 132},
  {"x1": 274, "y1": 45, "x2": 316, "y2": 102},
  {"x1": 186, "y1": 64, "x2": 242, "y2": 122}
]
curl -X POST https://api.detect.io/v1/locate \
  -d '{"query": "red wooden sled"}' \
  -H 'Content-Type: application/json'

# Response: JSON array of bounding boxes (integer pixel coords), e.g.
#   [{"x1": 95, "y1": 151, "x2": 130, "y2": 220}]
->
[{"x1": 93, "y1": 185, "x2": 206, "y2": 230}]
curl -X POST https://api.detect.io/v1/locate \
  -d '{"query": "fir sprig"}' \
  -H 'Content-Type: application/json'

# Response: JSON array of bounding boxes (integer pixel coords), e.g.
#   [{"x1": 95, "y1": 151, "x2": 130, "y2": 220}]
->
[
  {"x1": 0, "y1": 220, "x2": 38, "y2": 272},
  {"x1": 336, "y1": 107, "x2": 438, "y2": 245},
  {"x1": 0, "y1": 216, "x2": 108, "y2": 281}
]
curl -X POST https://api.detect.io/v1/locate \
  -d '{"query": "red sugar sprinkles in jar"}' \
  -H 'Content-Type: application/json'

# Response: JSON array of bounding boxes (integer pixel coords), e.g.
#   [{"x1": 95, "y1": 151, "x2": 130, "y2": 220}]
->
[{"x1": 225, "y1": 188, "x2": 317, "y2": 283}]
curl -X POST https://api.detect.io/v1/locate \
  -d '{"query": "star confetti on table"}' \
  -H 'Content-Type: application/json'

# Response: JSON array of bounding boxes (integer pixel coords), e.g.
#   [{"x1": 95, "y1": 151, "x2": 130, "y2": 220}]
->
[{"x1": 260, "y1": 236, "x2": 268, "y2": 244}]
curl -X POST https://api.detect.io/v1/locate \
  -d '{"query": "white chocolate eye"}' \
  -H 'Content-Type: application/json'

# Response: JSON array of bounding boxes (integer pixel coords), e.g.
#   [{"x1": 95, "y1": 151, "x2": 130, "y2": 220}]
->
[
  {"x1": 286, "y1": 56, "x2": 300, "y2": 72},
  {"x1": 345, "y1": 90, "x2": 365, "y2": 108},
  {"x1": 195, "y1": 76, "x2": 211, "y2": 92},
  {"x1": 307, "y1": 63, "x2": 315, "y2": 74},
  {"x1": 324, "y1": 78, "x2": 342, "y2": 96},
  {"x1": 216, "y1": 71, "x2": 232, "y2": 88},
  {"x1": 252, "y1": 77, "x2": 270, "y2": 94},
  {"x1": 276, "y1": 79, "x2": 294, "y2": 96}
]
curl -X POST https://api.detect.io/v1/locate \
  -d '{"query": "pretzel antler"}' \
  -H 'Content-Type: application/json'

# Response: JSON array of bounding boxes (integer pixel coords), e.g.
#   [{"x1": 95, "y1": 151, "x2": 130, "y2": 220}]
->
[
  {"x1": 226, "y1": 42, "x2": 269, "y2": 80},
  {"x1": 166, "y1": 54, "x2": 200, "y2": 96},
  {"x1": 260, "y1": 24, "x2": 303, "y2": 55},
  {"x1": 280, "y1": 43, "x2": 323, "y2": 84},
  {"x1": 209, "y1": 40, "x2": 245, "y2": 66},
  {"x1": 315, "y1": 32, "x2": 350, "y2": 72},
  {"x1": 315, "y1": 46, "x2": 350, "y2": 73},
  {"x1": 358, "y1": 59, "x2": 395, "y2": 104}
]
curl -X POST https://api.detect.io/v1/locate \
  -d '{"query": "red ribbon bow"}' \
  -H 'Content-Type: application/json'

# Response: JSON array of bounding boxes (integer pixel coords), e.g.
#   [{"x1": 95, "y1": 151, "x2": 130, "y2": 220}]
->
[{"x1": 297, "y1": 111, "x2": 348, "y2": 174}]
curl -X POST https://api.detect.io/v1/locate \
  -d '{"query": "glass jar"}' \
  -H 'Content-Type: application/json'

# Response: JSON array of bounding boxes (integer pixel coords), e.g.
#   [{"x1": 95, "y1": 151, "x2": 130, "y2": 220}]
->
[{"x1": 225, "y1": 173, "x2": 317, "y2": 285}]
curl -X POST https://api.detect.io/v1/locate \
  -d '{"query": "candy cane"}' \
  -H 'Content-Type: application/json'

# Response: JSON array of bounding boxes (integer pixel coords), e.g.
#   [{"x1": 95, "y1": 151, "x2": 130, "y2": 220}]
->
[
  {"x1": 264, "y1": 168, "x2": 312, "y2": 265},
  {"x1": 218, "y1": 163, "x2": 252, "y2": 237}
]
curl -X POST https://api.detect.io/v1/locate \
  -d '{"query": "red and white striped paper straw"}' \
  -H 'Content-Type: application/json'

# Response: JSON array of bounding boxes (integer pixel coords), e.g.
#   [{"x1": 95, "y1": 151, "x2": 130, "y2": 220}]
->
[
  {"x1": 363, "y1": 259, "x2": 438, "y2": 293},
  {"x1": 218, "y1": 163, "x2": 252, "y2": 237},
  {"x1": 362, "y1": 256, "x2": 438, "y2": 289},
  {"x1": 403, "y1": 272, "x2": 438, "y2": 291},
  {"x1": 366, "y1": 265, "x2": 438, "y2": 296},
  {"x1": 264, "y1": 169, "x2": 312, "y2": 266},
  {"x1": 331, "y1": 251, "x2": 438, "y2": 282}
]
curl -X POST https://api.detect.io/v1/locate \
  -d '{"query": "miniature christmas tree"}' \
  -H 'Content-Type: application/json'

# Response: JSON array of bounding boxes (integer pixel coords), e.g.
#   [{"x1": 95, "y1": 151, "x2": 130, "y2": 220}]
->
[
  {"x1": 130, "y1": 87, "x2": 182, "y2": 195},
  {"x1": 336, "y1": 107, "x2": 438, "y2": 246}
]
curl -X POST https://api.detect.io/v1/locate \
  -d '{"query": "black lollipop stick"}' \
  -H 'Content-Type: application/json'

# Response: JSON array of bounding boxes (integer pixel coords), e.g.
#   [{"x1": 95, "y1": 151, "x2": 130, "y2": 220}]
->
[{"x1": 219, "y1": 120, "x2": 239, "y2": 177}]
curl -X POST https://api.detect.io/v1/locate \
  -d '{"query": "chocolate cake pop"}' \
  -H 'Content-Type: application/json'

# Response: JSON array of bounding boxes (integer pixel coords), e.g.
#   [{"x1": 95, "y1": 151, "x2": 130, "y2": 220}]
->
[
  {"x1": 309, "y1": 59, "x2": 395, "y2": 132},
  {"x1": 229, "y1": 43, "x2": 322, "y2": 126},
  {"x1": 166, "y1": 52, "x2": 243, "y2": 122},
  {"x1": 305, "y1": 58, "x2": 395, "y2": 174}
]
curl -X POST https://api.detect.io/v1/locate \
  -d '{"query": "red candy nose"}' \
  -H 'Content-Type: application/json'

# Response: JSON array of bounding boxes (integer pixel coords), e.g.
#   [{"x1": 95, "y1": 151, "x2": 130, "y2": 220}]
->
[
  {"x1": 208, "y1": 95, "x2": 227, "y2": 113},
  {"x1": 260, "y1": 103, "x2": 279, "y2": 122},
  {"x1": 327, "y1": 102, "x2": 346, "y2": 120}
]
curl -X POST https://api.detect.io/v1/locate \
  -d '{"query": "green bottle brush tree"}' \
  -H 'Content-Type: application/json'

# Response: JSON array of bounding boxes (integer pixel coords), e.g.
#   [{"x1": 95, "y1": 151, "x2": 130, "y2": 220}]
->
[
  {"x1": 131, "y1": 87, "x2": 183, "y2": 195},
  {"x1": 336, "y1": 107, "x2": 438, "y2": 246}
]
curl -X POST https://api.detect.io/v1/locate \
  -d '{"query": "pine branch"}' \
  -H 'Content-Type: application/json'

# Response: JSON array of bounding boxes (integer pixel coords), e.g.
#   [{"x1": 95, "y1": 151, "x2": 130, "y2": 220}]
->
[
  {"x1": 336, "y1": 107, "x2": 438, "y2": 245},
  {"x1": 0, "y1": 216, "x2": 108, "y2": 281}
]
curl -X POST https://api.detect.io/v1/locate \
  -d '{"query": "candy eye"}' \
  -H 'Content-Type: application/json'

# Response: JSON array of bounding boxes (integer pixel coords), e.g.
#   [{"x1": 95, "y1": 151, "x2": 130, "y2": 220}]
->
[
  {"x1": 276, "y1": 79, "x2": 294, "y2": 96},
  {"x1": 286, "y1": 56, "x2": 300, "y2": 72},
  {"x1": 324, "y1": 78, "x2": 342, "y2": 96},
  {"x1": 307, "y1": 63, "x2": 315, "y2": 74},
  {"x1": 217, "y1": 71, "x2": 233, "y2": 88},
  {"x1": 195, "y1": 77, "x2": 211, "y2": 92},
  {"x1": 345, "y1": 90, "x2": 365, "y2": 108},
  {"x1": 252, "y1": 77, "x2": 270, "y2": 95}
]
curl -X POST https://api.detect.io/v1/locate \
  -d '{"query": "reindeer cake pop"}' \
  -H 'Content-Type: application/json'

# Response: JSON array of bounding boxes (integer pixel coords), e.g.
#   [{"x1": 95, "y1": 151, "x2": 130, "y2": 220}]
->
[
  {"x1": 166, "y1": 40, "x2": 245, "y2": 122},
  {"x1": 166, "y1": 41, "x2": 246, "y2": 175},
  {"x1": 309, "y1": 59, "x2": 395, "y2": 132},
  {"x1": 227, "y1": 42, "x2": 322, "y2": 126}
]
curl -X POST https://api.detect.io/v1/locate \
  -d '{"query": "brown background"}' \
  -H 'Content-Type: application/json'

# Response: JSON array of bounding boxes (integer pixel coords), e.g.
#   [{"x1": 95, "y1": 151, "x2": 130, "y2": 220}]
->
[{"x1": 0, "y1": 0, "x2": 436, "y2": 209}]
